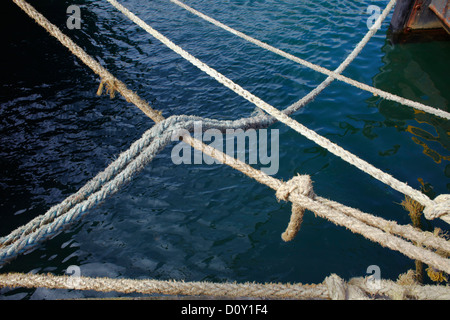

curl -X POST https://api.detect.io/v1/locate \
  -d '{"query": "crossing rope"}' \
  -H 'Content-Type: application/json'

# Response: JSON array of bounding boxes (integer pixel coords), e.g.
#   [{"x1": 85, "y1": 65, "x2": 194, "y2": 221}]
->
[
  {"x1": 105, "y1": 0, "x2": 450, "y2": 223},
  {"x1": 1, "y1": 0, "x2": 449, "y2": 299}
]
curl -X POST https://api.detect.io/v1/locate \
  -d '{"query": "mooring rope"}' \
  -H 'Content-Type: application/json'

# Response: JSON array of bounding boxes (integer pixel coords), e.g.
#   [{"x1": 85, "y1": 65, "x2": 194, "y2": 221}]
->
[
  {"x1": 2, "y1": 114, "x2": 449, "y2": 274},
  {"x1": 2, "y1": 0, "x2": 449, "y2": 298},
  {"x1": 1, "y1": 272, "x2": 449, "y2": 300},
  {"x1": 105, "y1": 0, "x2": 450, "y2": 222},
  {"x1": 3, "y1": 0, "x2": 449, "y2": 267},
  {"x1": 10, "y1": 0, "x2": 164, "y2": 124}
]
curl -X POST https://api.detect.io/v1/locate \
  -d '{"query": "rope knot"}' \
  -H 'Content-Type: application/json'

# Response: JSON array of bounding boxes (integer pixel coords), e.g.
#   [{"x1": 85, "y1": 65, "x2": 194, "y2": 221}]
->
[
  {"x1": 324, "y1": 274, "x2": 370, "y2": 300},
  {"x1": 276, "y1": 175, "x2": 315, "y2": 242},
  {"x1": 276, "y1": 174, "x2": 315, "y2": 202},
  {"x1": 423, "y1": 194, "x2": 450, "y2": 221}
]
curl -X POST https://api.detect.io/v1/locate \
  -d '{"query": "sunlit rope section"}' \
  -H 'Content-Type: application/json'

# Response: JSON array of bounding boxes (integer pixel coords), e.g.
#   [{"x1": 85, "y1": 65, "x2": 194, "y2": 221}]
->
[
  {"x1": 169, "y1": 0, "x2": 450, "y2": 121},
  {"x1": 11, "y1": 1, "x2": 164, "y2": 123},
  {"x1": 105, "y1": 0, "x2": 450, "y2": 223}
]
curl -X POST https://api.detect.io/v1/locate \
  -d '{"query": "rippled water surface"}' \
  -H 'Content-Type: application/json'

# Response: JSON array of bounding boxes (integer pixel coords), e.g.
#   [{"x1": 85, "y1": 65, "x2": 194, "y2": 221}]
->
[{"x1": 1, "y1": 0, "x2": 449, "y2": 299}]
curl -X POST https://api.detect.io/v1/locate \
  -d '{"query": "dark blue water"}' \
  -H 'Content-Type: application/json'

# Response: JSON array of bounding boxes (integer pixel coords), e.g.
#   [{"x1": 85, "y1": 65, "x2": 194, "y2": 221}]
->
[{"x1": 1, "y1": 0, "x2": 449, "y2": 299}]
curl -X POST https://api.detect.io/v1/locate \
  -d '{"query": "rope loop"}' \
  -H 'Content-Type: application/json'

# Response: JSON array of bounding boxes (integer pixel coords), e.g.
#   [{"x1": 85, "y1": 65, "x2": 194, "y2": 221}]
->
[
  {"x1": 276, "y1": 174, "x2": 315, "y2": 202},
  {"x1": 424, "y1": 194, "x2": 450, "y2": 220},
  {"x1": 276, "y1": 174, "x2": 315, "y2": 241}
]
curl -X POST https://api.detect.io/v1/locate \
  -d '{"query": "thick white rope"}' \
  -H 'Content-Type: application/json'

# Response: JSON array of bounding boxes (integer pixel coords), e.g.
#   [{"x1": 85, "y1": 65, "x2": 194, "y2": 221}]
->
[
  {"x1": 0, "y1": 272, "x2": 327, "y2": 299},
  {"x1": 104, "y1": 0, "x2": 450, "y2": 222},
  {"x1": 1, "y1": 271, "x2": 449, "y2": 300},
  {"x1": 170, "y1": 0, "x2": 450, "y2": 121}
]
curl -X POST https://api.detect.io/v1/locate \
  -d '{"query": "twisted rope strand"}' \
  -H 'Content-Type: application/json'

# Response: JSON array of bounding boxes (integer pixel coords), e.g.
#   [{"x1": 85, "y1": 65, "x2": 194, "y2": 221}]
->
[
  {"x1": 1, "y1": 268, "x2": 450, "y2": 299},
  {"x1": 0, "y1": 272, "x2": 327, "y2": 299},
  {"x1": 2, "y1": 114, "x2": 449, "y2": 272},
  {"x1": 11, "y1": 0, "x2": 164, "y2": 123}
]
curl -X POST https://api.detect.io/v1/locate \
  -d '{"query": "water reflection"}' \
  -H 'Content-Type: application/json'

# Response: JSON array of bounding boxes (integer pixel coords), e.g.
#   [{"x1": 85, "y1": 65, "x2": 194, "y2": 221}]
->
[{"x1": 371, "y1": 40, "x2": 450, "y2": 187}]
